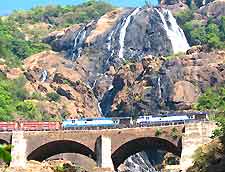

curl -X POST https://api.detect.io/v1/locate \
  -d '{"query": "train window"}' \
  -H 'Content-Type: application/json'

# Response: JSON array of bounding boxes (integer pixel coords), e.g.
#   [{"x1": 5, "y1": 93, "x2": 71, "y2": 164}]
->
[
  {"x1": 86, "y1": 119, "x2": 93, "y2": 121},
  {"x1": 72, "y1": 120, "x2": 75, "y2": 123}
]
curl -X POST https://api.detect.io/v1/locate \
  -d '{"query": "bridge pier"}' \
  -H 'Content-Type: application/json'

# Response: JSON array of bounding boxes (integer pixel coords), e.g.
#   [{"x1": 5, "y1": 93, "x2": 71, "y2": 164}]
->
[
  {"x1": 10, "y1": 131, "x2": 27, "y2": 168},
  {"x1": 180, "y1": 122, "x2": 216, "y2": 171},
  {"x1": 96, "y1": 136, "x2": 114, "y2": 171}
]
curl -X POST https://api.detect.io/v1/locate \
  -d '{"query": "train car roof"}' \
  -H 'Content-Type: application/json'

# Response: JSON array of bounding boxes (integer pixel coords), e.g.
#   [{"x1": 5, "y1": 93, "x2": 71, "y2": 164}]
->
[
  {"x1": 138, "y1": 111, "x2": 208, "y2": 118},
  {"x1": 64, "y1": 117, "x2": 113, "y2": 121}
]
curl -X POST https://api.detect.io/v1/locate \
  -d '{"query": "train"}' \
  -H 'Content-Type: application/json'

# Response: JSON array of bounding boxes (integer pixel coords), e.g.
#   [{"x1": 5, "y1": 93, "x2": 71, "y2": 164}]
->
[{"x1": 0, "y1": 112, "x2": 209, "y2": 131}]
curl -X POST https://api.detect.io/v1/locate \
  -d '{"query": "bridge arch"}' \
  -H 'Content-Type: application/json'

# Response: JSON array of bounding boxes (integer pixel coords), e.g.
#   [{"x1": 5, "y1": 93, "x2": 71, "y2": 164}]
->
[
  {"x1": 27, "y1": 140, "x2": 96, "y2": 162},
  {"x1": 0, "y1": 139, "x2": 9, "y2": 145},
  {"x1": 112, "y1": 137, "x2": 181, "y2": 169}
]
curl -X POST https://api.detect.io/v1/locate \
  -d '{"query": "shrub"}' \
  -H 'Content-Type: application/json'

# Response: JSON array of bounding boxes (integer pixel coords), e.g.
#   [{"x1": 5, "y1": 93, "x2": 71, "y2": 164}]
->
[
  {"x1": 155, "y1": 128, "x2": 162, "y2": 136},
  {"x1": 171, "y1": 127, "x2": 178, "y2": 140},
  {"x1": 0, "y1": 144, "x2": 11, "y2": 164},
  {"x1": 46, "y1": 92, "x2": 60, "y2": 102},
  {"x1": 175, "y1": 9, "x2": 225, "y2": 49}
]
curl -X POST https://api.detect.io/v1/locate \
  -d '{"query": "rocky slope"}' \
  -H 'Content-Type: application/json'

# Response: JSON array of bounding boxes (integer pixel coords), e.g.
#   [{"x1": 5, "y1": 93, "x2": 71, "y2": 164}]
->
[
  {"x1": 187, "y1": 139, "x2": 225, "y2": 172},
  {"x1": 23, "y1": 50, "x2": 101, "y2": 118}
]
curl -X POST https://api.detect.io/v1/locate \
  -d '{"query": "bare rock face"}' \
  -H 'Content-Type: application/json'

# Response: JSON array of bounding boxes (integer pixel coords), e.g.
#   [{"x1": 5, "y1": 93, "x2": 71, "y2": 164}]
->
[
  {"x1": 198, "y1": 0, "x2": 225, "y2": 20},
  {"x1": 23, "y1": 51, "x2": 100, "y2": 118},
  {"x1": 100, "y1": 50, "x2": 225, "y2": 116},
  {"x1": 171, "y1": 81, "x2": 200, "y2": 109}
]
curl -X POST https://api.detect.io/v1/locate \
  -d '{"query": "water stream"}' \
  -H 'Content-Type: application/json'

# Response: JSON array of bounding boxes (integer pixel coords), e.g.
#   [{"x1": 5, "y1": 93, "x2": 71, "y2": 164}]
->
[
  {"x1": 155, "y1": 8, "x2": 190, "y2": 54},
  {"x1": 118, "y1": 8, "x2": 141, "y2": 59}
]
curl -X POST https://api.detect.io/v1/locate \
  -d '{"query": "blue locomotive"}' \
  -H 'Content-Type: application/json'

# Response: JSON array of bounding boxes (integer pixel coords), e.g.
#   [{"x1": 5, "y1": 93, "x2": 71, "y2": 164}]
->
[{"x1": 62, "y1": 117, "x2": 117, "y2": 128}]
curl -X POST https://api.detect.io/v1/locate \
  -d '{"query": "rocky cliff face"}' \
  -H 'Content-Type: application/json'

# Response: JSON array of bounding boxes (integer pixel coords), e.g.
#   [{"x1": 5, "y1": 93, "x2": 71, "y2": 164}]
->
[
  {"x1": 43, "y1": 7, "x2": 190, "y2": 75},
  {"x1": 41, "y1": 6, "x2": 194, "y2": 116},
  {"x1": 23, "y1": 51, "x2": 101, "y2": 118},
  {"x1": 101, "y1": 49, "x2": 225, "y2": 116}
]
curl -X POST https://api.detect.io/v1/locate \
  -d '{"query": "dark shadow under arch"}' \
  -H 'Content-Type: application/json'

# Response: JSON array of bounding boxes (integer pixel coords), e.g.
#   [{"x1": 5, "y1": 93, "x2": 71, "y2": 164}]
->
[
  {"x1": 0, "y1": 139, "x2": 8, "y2": 145},
  {"x1": 27, "y1": 140, "x2": 96, "y2": 162},
  {"x1": 112, "y1": 137, "x2": 181, "y2": 169}
]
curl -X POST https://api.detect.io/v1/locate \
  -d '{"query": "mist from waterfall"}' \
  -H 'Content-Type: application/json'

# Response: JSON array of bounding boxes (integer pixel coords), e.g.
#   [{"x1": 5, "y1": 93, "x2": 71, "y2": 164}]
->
[
  {"x1": 118, "y1": 8, "x2": 140, "y2": 59},
  {"x1": 155, "y1": 8, "x2": 190, "y2": 54}
]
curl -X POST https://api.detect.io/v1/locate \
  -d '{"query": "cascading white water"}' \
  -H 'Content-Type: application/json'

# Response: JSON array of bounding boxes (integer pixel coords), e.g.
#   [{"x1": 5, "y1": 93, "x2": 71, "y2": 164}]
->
[
  {"x1": 155, "y1": 8, "x2": 190, "y2": 54},
  {"x1": 72, "y1": 27, "x2": 87, "y2": 61},
  {"x1": 158, "y1": 77, "x2": 161, "y2": 99},
  {"x1": 202, "y1": 0, "x2": 206, "y2": 5},
  {"x1": 106, "y1": 25, "x2": 118, "y2": 65},
  {"x1": 123, "y1": 153, "x2": 158, "y2": 172},
  {"x1": 91, "y1": 80, "x2": 97, "y2": 90},
  {"x1": 118, "y1": 8, "x2": 140, "y2": 59},
  {"x1": 98, "y1": 102, "x2": 103, "y2": 115},
  {"x1": 41, "y1": 70, "x2": 48, "y2": 82}
]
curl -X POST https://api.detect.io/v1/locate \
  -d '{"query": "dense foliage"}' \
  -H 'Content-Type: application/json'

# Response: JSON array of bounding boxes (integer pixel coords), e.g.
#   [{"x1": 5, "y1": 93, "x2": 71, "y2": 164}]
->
[
  {"x1": 0, "y1": 75, "x2": 51, "y2": 121},
  {"x1": 0, "y1": 18, "x2": 50, "y2": 66},
  {"x1": 195, "y1": 86, "x2": 225, "y2": 138},
  {"x1": 176, "y1": 10, "x2": 225, "y2": 49},
  {"x1": 195, "y1": 86, "x2": 225, "y2": 112},
  {"x1": 0, "y1": 0, "x2": 113, "y2": 66},
  {"x1": 0, "y1": 144, "x2": 11, "y2": 164}
]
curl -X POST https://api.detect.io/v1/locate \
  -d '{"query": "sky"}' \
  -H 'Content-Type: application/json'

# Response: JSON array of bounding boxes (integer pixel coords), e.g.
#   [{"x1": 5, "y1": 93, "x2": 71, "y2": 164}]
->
[{"x1": 0, "y1": 0, "x2": 158, "y2": 16}]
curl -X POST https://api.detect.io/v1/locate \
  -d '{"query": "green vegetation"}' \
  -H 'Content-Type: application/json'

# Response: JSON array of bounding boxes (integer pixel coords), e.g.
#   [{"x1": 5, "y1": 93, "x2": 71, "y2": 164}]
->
[
  {"x1": 195, "y1": 86, "x2": 225, "y2": 113},
  {"x1": 54, "y1": 163, "x2": 86, "y2": 172},
  {"x1": 195, "y1": 86, "x2": 225, "y2": 140},
  {"x1": 46, "y1": 92, "x2": 61, "y2": 102},
  {"x1": 0, "y1": 144, "x2": 11, "y2": 164},
  {"x1": 188, "y1": 140, "x2": 224, "y2": 172},
  {"x1": 0, "y1": 18, "x2": 50, "y2": 67},
  {"x1": 175, "y1": 10, "x2": 225, "y2": 49},
  {"x1": 6, "y1": 0, "x2": 114, "y2": 41},
  {"x1": 155, "y1": 128, "x2": 162, "y2": 136},
  {"x1": 0, "y1": 76, "x2": 43, "y2": 121},
  {"x1": 189, "y1": 85, "x2": 225, "y2": 171},
  {"x1": 171, "y1": 127, "x2": 179, "y2": 140},
  {"x1": 0, "y1": 0, "x2": 113, "y2": 66},
  {"x1": 9, "y1": 0, "x2": 113, "y2": 28}
]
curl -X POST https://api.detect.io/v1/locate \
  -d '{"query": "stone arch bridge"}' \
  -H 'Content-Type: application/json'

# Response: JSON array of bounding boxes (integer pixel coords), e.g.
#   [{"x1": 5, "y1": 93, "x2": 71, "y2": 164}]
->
[{"x1": 0, "y1": 122, "x2": 216, "y2": 171}]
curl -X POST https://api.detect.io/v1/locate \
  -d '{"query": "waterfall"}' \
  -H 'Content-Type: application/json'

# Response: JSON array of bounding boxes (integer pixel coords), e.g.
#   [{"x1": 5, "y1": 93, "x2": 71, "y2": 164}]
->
[
  {"x1": 72, "y1": 27, "x2": 87, "y2": 61},
  {"x1": 106, "y1": 24, "x2": 120, "y2": 65},
  {"x1": 98, "y1": 102, "x2": 103, "y2": 115},
  {"x1": 40, "y1": 70, "x2": 48, "y2": 82},
  {"x1": 155, "y1": 8, "x2": 190, "y2": 54},
  {"x1": 91, "y1": 80, "x2": 97, "y2": 90},
  {"x1": 202, "y1": 0, "x2": 206, "y2": 5},
  {"x1": 123, "y1": 153, "x2": 158, "y2": 172},
  {"x1": 158, "y1": 77, "x2": 161, "y2": 99},
  {"x1": 118, "y1": 8, "x2": 140, "y2": 59}
]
